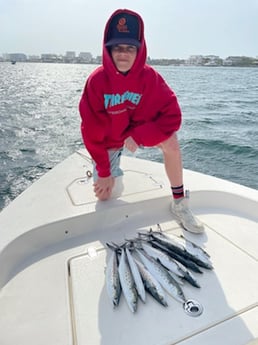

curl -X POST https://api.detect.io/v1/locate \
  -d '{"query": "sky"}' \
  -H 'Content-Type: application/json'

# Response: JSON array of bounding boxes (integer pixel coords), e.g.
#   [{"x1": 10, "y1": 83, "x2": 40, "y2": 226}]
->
[{"x1": 0, "y1": 0, "x2": 258, "y2": 59}]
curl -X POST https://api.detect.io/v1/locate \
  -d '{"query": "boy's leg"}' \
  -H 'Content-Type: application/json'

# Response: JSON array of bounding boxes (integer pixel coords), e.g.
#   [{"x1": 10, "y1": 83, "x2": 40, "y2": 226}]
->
[
  {"x1": 159, "y1": 133, "x2": 183, "y2": 189},
  {"x1": 109, "y1": 148, "x2": 124, "y2": 179},
  {"x1": 92, "y1": 148, "x2": 124, "y2": 200},
  {"x1": 158, "y1": 134, "x2": 204, "y2": 233},
  {"x1": 92, "y1": 148, "x2": 124, "y2": 182}
]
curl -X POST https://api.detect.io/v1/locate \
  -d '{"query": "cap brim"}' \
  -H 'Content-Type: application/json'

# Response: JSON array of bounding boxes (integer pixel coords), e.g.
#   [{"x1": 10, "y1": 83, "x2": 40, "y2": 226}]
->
[{"x1": 105, "y1": 38, "x2": 141, "y2": 47}]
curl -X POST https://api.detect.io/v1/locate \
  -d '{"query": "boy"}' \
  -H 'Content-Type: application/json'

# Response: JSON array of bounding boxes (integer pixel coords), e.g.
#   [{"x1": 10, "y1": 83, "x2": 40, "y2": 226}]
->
[{"x1": 79, "y1": 9, "x2": 204, "y2": 233}]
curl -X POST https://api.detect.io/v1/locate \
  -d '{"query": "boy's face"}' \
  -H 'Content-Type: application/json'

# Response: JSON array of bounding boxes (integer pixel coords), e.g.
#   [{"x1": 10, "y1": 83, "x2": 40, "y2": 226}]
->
[{"x1": 111, "y1": 44, "x2": 137, "y2": 73}]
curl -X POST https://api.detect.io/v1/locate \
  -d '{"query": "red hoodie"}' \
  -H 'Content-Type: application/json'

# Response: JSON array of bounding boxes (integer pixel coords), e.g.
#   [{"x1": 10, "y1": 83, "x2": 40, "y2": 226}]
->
[{"x1": 79, "y1": 9, "x2": 182, "y2": 178}]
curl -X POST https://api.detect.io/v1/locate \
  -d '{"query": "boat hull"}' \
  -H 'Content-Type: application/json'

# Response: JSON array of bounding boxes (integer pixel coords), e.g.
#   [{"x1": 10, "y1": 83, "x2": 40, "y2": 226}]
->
[{"x1": 0, "y1": 150, "x2": 257, "y2": 344}]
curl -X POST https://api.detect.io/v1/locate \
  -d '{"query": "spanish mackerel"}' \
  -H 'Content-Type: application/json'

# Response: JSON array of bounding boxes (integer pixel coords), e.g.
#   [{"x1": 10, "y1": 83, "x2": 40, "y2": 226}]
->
[
  {"x1": 150, "y1": 240, "x2": 203, "y2": 273},
  {"x1": 134, "y1": 257, "x2": 168, "y2": 307},
  {"x1": 136, "y1": 249, "x2": 186, "y2": 303},
  {"x1": 149, "y1": 230, "x2": 213, "y2": 270},
  {"x1": 141, "y1": 242, "x2": 200, "y2": 288},
  {"x1": 118, "y1": 247, "x2": 138, "y2": 313},
  {"x1": 125, "y1": 247, "x2": 146, "y2": 303},
  {"x1": 105, "y1": 246, "x2": 121, "y2": 308}
]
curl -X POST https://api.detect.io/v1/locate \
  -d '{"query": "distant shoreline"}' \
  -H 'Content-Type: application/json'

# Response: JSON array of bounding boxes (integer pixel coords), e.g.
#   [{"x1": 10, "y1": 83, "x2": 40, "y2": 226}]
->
[
  {"x1": 2, "y1": 52, "x2": 258, "y2": 67},
  {"x1": 1, "y1": 60, "x2": 258, "y2": 68}
]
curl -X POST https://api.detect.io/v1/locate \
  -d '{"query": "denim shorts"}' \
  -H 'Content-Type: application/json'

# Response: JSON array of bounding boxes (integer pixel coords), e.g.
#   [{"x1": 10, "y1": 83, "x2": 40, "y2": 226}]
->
[{"x1": 92, "y1": 148, "x2": 124, "y2": 181}]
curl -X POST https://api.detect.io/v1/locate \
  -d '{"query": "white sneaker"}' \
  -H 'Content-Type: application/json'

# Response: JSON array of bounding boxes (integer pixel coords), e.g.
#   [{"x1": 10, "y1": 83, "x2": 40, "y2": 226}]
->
[{"x1": 171, "y1": 192, "x2": 204, "y2": 234}]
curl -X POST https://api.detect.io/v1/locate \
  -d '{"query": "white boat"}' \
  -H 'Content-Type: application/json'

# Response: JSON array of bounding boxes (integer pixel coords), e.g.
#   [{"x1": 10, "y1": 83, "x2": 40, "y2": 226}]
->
[{"x1": 0, "y1": 149, "x2": 257, "y2": 345}]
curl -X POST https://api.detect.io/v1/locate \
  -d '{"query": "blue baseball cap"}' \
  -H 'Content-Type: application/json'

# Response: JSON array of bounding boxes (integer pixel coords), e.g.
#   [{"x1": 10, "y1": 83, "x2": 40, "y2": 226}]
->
[{"x1": 105, "y1": 13, "x2": 141, "y2": 47}]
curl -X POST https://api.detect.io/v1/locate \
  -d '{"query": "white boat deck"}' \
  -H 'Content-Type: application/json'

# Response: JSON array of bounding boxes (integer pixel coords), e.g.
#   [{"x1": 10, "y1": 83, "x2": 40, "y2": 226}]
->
[{"x1": 0, "y1": 150, "x2": 257, "y2": 345}]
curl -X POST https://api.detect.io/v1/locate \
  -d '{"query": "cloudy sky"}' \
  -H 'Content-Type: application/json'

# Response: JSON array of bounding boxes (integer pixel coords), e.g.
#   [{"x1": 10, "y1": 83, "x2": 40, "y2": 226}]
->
[{"x1": 1, "y1": 0, "x2": 257, "y2": 59}]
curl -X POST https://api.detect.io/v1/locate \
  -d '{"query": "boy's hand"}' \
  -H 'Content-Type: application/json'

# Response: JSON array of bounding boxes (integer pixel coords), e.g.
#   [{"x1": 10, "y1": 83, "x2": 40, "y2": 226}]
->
[{"x1": 93, "y1": 176, "x2": 114, "y2": 200}]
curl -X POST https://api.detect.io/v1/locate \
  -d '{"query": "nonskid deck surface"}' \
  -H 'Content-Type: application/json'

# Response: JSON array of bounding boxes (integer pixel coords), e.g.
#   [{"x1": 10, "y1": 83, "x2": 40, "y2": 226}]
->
[{"x1": 67, "y1": 211, "x2": 258, "y2": 345}]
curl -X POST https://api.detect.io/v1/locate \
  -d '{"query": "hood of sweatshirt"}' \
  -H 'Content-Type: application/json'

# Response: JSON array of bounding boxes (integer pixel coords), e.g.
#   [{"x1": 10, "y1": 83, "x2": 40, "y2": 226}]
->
[{"x1": 102, "y1": 9, "x2": 147, "y2": 78}]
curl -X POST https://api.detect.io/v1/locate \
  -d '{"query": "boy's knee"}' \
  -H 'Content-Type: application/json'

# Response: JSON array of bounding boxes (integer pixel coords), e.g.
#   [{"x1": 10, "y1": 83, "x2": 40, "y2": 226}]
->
[{"x1": 160, "y1": 134, "x2": 179, "y2": 153}]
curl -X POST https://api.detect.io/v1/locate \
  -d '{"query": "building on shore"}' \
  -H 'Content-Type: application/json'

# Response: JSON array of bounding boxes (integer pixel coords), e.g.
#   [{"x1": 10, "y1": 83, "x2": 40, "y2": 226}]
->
[
  {"x1": 78, "y1": 52, "x2": 93, "y2": 63},
  {"x1": 8, "y1": 53, "x2": 27, "y2": 62}
]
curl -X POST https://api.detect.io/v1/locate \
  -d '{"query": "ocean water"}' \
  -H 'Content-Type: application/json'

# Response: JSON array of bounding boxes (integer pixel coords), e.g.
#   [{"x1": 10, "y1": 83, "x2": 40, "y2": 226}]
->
[{"x1": 0, "y1": 62, "x2": 258, "y2": 211}]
